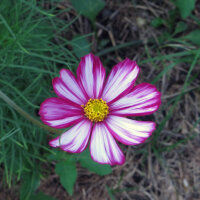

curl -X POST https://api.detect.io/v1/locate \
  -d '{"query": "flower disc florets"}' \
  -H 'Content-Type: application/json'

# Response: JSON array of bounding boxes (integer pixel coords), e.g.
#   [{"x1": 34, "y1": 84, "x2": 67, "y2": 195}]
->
[{"x1": 82, "y1": 98, "x2": 109, "y2": 122}]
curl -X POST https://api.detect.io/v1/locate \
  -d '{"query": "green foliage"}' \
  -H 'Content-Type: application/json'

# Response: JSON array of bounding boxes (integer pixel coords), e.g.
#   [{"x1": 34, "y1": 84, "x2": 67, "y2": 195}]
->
[
  {"x1": 181, "y1": 29, "x2": 200, "y2": 45},
  {"x1": 55, "y1": 159, "x2": 77, "y2": 196},
  {"x1": 106, "y1": 185, "x2": 116, "y2": 200},
  {"x1": 0, "y1": 0, "x2": 78, "y2": 193},
  {"x1": 151, "y1": 17, "x2": 165, "y2": 28},
  {"x1": 173, "y1": 21, "x2": 187, "y2": 35},
  {"x1": 175, "y1": 0, "x2": 196, "y2": 19},
  {"x1": 47, "y1": 149, "x2": 70, "y2": 161},
  {"x1": 30, "y1": 192, "x2": 57, "y2": 200},
  {"x1": 47, "y1": 148, "x2": 112, "y2": 195},
  {"x1": 78, "y1": 148, "x2": 112, "y2": 176},
  {"x1": 71, "y1": 35, "x2": 91, "y2": 58},
  {"x1": 71, "y1": 0, "x2": 105, "y2": 23},
  {"x1": 20, "y1": 171, "x2": 40, "y2": 200}
]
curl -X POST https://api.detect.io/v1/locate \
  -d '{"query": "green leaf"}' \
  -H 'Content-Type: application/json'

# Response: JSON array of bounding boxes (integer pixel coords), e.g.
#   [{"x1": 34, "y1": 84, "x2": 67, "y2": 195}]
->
[
  {"x1": 71, "y1": 35, "x2": 91, "y2": 58},
  {"x1": 29, "y1": 192, "x2": 56, "y2": 200},
  {"x1": 106, "y1": 185, "x2": 116, "y2": 200},
  {"x1": 20, "y1": 171, "x2": 40, "y2": 200},
  {"x1": 47, "y1": 149, "x2": 72, "y2": 161},
  {"x1": 173, "y1": 21, "x2": 187, "y2": 35},
  {"x1": 71, "y1": 0, "x2": 105, "y2": 23},
  {"x1": 78, "y1": 148, "x2": 112, "y2": 176},
  {"x1": 175, "y1": 0, "x2": 196, "y2": 19},
  {"x1": 151, "y1": 17, "x2": 165, "y2": 28},
  {"x1": 182, "y1": 29, "x2": 200, "y2": 45},
  {"x1": 55, "y1": 160, "x2": 77, "y2": 196}
]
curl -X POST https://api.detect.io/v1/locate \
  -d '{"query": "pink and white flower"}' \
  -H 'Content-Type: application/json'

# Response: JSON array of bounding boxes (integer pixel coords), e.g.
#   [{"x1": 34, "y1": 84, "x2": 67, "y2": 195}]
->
[{"x1": 39, "y1": 53, "x2": 161, "y2": 165}]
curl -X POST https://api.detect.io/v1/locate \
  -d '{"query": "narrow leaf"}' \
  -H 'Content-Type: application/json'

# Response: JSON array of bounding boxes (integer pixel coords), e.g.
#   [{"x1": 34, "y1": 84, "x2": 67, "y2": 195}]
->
[
  {"x1": 71, "y1": 35, "x2": 91, "y2": 58},
  {"x1": 20, "y1": 172, "x2": 40, "y2": 200},
  {"x1": 55, "y1": 160, "x2": 77, "y2": 196},
  {"x1": 78, "y1": 148, "x2": 112, "y2": 176},
  {"x1": 173, "y1": 21, "x2": 187, "y2": 35},
  {"x1": 71, "y1": 0, "x2": 105, "y2": 23},
  {"x1": 29, "y1": 192, "x2": 56, "y2": 200},
  {"x1": 175, "y1": 0, "x2": 196, "y2": 19},
  {"x1": 182, "y1": 29, "x2": 200, "y2": 45}
]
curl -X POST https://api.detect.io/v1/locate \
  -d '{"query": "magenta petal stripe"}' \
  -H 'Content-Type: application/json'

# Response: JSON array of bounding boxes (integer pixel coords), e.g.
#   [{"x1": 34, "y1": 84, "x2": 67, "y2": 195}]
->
[
  {"x1": 102, "y1": 58, "x2": 140, "y2": 104},
  {"x1": 39, "y1": 97, "x2": 84, "y2": 129},
  {"x1": 53, "y1": 69, "x2": 87, "y2": 105},
  {"x1": 90, "y1": 122, "x2": 125, "y2": 165},
  {"x1": 77, "y1": 53, "x2": 106, "y2": 99},
  {"x1": 49, "y1": 119, "x2": 92, "y2": 153},
  {"x1": 110, "y1": 83, "x2": 161, "y2": 116},
  {"x1": 105, "y1": 116, "x2": 155, "y2": 145}
]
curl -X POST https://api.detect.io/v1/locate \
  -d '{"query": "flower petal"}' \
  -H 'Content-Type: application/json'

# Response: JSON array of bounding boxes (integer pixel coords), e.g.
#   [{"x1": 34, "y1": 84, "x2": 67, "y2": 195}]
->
[
  {"x1": 53, "y1": 69, "x2": 87, "y2": 105},
  {"x1": 77, "y1": 53, "x2": 106, "y2": 99},
  {"x1": 110, "y1": 83, "x2": 161, "y2": 116},
  {"x1": 105, "y1": 116, "x2": 155, "y2": 145},
  {"x1": 39, "y1": 97, "x2": 84, "y2": 129},
  {"x1": 49, "y1": 119, "x2": 92, "y2": 153},
  {"x1": 90, "y1": 122, "x2": 125, "y2": 165},
  {"x1": 102, "y1": 59, "x2": 140, "y2": 104}
]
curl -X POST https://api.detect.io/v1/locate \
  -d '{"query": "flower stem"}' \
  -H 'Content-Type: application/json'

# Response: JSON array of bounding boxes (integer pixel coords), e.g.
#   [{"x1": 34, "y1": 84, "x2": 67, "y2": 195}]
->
[{"x1": 0, "y1": 90, "x2": 62, "y2": 134}]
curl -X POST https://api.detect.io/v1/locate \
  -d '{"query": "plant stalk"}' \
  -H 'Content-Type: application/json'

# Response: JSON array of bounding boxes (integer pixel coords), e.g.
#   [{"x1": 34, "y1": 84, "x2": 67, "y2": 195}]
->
[{"x1": 0, "y1": 90, "x2": 62, "y2": 134}]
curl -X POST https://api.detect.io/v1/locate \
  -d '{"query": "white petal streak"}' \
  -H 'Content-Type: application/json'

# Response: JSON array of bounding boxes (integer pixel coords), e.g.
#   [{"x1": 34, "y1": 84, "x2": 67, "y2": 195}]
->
[
  {"x1": 49, "y1": 119, "x2": 92, "y2": 153},
  {"x1": 60, "y1": 69, "x2": 87, "y2": 104},
  {"x1": 102, "y1": 59, "x2": 140, "y2": 103},
  {"x1": 110, "y1": 83, "x2": 161, "y2": 116},
  {"x1": 105, "y1": 116, "x2": 155, "y2": 145},
  {"x1": 53, "y1": 69, "x2": 88, "y2": 105},
  {"x1": 53, "y1": 77, "x2": 83, "y2": 105},
  {"x1": 90, "y1": 122, "x2": 125, "y2": 165},
  {"x1": 45, "y1": 115, "x2": 83, "y2": 128},
  {"x1": 77, "y1": 53, "x2": 105, "y2": 98}
]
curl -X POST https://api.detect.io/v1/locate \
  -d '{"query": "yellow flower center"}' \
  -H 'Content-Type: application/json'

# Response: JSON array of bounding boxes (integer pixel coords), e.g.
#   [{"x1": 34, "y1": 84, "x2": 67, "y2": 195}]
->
[{"x1": 82, "y1": 98, "x2": 109, "y2": 122}]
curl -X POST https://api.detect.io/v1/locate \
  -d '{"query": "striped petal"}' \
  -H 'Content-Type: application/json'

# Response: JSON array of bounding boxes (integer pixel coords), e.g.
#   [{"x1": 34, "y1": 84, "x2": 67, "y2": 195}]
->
[
  {"x1": 39, "y1": 97, "x2": 84, "y2": 129},
  {"x1": 90, "y1": 122, "x2": 125, "y2": 165},
  {"x1": 102, "y1": 59, "x2": 140, "y2": 104},
  {"x1": 53, "y1": 69, "x2": 87, "y2": 105},
  {"x1": 110, "y1": 83, "x2": 161, "y2": 116},
  {"x1": 105, "y1": 116, "x2": 155, "y2": 145},
  {"x1": 49, "y1": 119, "x2": 92, "y2": 153},
  {"x1": 77, "y1": 53, "x2": 106, "y2": 99}
]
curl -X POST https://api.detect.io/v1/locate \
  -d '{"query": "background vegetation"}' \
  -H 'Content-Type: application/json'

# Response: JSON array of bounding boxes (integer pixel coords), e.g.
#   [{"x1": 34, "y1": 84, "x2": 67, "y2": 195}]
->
[{"x1": 0, "y1": 0, "x2": 199, "y2": 199}]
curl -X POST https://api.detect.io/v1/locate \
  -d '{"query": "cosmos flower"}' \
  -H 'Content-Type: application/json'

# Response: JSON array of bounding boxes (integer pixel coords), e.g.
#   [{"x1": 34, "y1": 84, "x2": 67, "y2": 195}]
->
[{"x1": 39, "y1": 53, "x2": 161, "y2": 165}]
